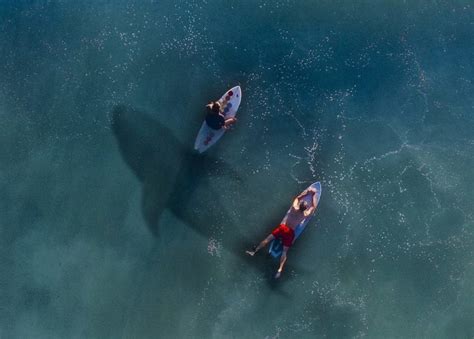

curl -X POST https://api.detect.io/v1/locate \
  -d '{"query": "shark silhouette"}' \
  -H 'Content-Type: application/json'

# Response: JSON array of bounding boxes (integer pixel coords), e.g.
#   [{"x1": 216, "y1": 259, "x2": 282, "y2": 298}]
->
[
  {"x1": 111, "y1": 104, "x2": 308, "y2": 287},
  {"x1": 111, "y1": 104, "x2": 242, "y2": 234}
]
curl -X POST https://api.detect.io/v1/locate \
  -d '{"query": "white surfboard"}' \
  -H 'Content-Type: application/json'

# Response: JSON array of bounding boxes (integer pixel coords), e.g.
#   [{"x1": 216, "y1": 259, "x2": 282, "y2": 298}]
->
[
  {"x1": 269, "y1": 181, "x2": 322, "y2": 258},
  {"x1": 194, "y1": 86, "x2": 242, "y2": 153}
]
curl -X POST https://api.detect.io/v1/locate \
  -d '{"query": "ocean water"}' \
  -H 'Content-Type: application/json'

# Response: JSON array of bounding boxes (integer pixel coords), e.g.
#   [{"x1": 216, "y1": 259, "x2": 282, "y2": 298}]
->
[{"x1": 1, "y1": 1, "x2": 473, "y2": 338}]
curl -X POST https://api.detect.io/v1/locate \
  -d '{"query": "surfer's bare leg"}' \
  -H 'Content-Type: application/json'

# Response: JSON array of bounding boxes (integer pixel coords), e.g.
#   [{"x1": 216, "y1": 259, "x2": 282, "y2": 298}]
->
[
  {"x1": 246, "y1": 234, "x2": 275, "y2": 256},
  {"x1": 275, "y1": 246, "x2": 290, "y2": 279}
]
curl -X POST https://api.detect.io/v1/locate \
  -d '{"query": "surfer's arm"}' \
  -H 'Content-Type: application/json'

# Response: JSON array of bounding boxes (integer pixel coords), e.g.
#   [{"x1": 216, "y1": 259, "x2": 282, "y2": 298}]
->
[
  {"x1": 297, "y1": 189, "x2": 308, "y2": 199},
  {"x1": 293, "y1": 189, "x2": 309, "y2": 208},
  {"x1": 304, "y1": 190, "x2": 319, "y2": 216},
  {"x1": 275, "y1": 247, "x2": 289, "y2": 278},
  {"x1": 223, "y1": 117, "x2": 237, "y2": 129},
  {"x1": 292, "y1": 198, "x2": 299, "y2": 209}
]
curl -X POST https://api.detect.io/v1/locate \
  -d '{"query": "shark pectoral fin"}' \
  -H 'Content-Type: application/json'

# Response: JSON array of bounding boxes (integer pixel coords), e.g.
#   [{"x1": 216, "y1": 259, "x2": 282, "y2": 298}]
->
[
  {"x1": 186, "y1": 152, "x2": 243, "y2": 183},
  {"x1": 141, "y1": 180, "x2": 173, "y2": 237}
]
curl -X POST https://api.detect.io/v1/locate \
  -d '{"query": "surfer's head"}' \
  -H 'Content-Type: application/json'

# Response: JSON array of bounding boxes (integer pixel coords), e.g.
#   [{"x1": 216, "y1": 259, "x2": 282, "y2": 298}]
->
[
  {"x1": 298, "y1": 201, "x2": 308, "y2": 211},
  {"x1": 210, "y1": 102, "x2": 220, "y2": 114}
]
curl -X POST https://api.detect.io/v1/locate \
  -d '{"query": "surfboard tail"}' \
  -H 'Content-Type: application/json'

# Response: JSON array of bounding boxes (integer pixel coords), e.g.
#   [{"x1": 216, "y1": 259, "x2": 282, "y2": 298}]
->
[{"x1": 269, "y1": 239, "x2": 283, "y2": 258}]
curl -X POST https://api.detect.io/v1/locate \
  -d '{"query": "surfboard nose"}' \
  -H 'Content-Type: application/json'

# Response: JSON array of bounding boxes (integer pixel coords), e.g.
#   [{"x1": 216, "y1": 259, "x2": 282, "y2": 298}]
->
[
  {"x1": 315, "y1": 181, "x2": 322, "y2": 193},
  {"x1": 233, "y1": 85, "x2": 242, "y2": 98}
]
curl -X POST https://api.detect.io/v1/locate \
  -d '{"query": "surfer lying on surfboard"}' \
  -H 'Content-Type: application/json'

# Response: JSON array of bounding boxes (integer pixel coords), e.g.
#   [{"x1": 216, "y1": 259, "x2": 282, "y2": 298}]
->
[
  {"x1": 246, "y1": 187, "x2": 319, "y2": 279},
  {"x1": 205, "y1": 101, "x2": 237, "y2": 130}
]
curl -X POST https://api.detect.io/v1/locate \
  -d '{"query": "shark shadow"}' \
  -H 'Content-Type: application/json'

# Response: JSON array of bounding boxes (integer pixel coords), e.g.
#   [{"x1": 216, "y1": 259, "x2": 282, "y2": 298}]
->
[
  {"x1": 111, "y1": 105, "x2": 306, "y2": 289},
  {"x1": 111, "y1": 104, "x2": 236, "y2": 232}
]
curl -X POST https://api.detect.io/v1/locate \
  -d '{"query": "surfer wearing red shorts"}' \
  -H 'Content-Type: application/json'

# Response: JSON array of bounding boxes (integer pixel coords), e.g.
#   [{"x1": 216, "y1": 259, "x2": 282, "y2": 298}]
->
[{"x1": 246, "y1": 187, "x2": 318, "y2": 278}]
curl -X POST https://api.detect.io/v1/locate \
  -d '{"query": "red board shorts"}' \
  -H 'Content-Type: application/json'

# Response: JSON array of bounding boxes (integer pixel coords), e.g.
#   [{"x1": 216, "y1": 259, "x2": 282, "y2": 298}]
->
[{"x1": 271, "y1": 224, "x2": 295, "y2": 247}]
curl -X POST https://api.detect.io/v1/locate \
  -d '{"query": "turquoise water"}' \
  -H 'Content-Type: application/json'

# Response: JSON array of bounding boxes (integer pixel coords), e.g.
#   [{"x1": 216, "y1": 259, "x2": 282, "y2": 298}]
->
[{"x1": 1, "y1": 1, "x2": 473, "y2": 338}]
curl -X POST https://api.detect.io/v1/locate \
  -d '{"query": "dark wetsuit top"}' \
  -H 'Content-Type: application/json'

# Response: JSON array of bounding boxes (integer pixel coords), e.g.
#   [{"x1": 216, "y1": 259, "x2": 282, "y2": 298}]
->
[{"x1": 205, "y1": 112, "x2": 225, "y2": 130}]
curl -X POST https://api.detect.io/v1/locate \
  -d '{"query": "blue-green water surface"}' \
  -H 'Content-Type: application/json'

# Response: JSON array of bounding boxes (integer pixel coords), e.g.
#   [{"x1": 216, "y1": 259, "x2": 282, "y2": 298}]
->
[{"x1": 1, "y1": 1, "x2": 473, "y2": 338}]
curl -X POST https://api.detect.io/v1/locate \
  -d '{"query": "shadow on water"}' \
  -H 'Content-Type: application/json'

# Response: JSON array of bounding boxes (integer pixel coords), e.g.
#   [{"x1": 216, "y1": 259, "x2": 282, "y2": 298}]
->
[
  {"x1": 111, "y1": 104, "x2": 236, "y2": 232},
  {"x1": 111, "y1": 105, "x2": 305, "y2": 290}
]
